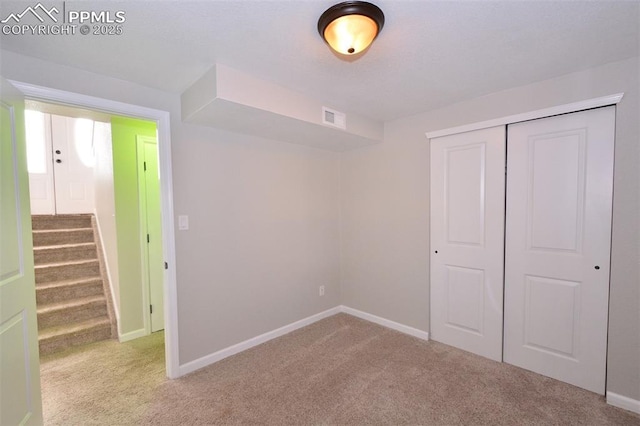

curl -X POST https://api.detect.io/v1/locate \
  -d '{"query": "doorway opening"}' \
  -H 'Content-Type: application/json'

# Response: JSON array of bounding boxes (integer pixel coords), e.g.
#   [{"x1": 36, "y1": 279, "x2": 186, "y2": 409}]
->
[
  {"x1": 26, "y1": 102, "x2": 166, "y2": 347},
  {"x1": 12, "y1": 80, "x2": 179, "y2": 379}
]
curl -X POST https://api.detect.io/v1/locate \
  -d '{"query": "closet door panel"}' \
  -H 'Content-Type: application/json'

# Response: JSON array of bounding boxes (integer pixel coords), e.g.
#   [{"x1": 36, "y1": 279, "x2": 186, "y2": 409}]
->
[
  {"x1": 430, "y1": 126, "x2": 505, "y2": 361},
  {"x1": 504, "y1": 106, "x2": 615, "y2": 394}
]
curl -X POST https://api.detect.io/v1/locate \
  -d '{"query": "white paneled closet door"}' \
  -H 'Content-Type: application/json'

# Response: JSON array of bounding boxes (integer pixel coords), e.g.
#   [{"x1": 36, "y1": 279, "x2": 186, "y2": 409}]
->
[
  {"x1": 430, "y1": 126, "x2": 506, "y2": 362},
  {"x1": 503, "y1": 106, "x2": 615, "y2": 394}
]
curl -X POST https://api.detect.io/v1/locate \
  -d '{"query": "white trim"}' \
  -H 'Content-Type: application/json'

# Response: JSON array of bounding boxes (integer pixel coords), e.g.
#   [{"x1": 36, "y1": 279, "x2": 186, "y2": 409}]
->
[
  {"x1": 179, "y1": 306, "x2": 429, "y2": 377},
  {"x1": 425, "y1": 93, "x2": 624, "y2": 139},
  {"x1": 10, "y1": 81, "x2": 180, "y2": 379},
  {"x1": 9, "y1": 81, "x2": 166, "y2": 122},
  {"x1": 92, "y1": 212, "x2": 120, "y2": 325},
  {"x1": 118, "y1": 328, "x2": 147, "y2": 343},
  {"x1": 607, "y1": 391, "x2": 640, "y2": 414},
  {"x1": 178, "y1": 307, "x2": 342, "y2": 376},
  {"x1": 3, "y1": 99, "x2": 25, "y2": 281},
  {"x1": 340, "y1": 306, "x2": 430, "y2": 341}
]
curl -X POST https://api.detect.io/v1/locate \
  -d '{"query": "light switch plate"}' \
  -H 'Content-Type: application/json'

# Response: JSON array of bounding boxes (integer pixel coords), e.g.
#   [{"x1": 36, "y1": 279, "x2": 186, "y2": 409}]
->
[{"x1": 178, "y1": 215, "x2": 189, "y2": 230}]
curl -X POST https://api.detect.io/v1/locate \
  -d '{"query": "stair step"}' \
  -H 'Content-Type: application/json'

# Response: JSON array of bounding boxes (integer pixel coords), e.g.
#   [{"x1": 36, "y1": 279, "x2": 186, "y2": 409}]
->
[
  {"x1": 31, "y1": 214, "x2": 92, "y2": 231},
  {"x1": 32, "y1": 228, "x2": 94, "y2": 247},
  {"x1": 39, "y1": 317, "x2": 112, "y2": 355},
  {"x1": 34, "y1": 242, "x2": 97, "y2": 265},
  {"x1": 36, "y1": 277, "x2": 104, "y2": 305},
  {"x1": 31, "y1": 214, "x2": 115, "y2": 355},
  {"x1": 35, "y1": 259, "x2": 100, "y2": 284},
  {"x1": 37, "y1": 295, "x2": 107, "y2": 330}
]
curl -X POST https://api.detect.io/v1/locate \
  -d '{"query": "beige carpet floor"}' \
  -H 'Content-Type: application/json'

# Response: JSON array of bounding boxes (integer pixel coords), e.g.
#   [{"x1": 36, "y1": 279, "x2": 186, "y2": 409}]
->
[{"x1": 40, "y1": 313, "x2": 640, "y2": 425}]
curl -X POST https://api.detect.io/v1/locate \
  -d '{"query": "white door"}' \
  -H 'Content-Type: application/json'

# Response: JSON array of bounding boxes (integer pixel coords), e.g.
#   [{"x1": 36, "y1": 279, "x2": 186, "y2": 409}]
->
[
  {"x1": 25, "y1": 113, "x2": 95, "y2": 214},
  {"x1": 26, "y1": 111, "x2": 55, "y2": 215},
  {"x1": 504, "y1": 107, "x2": 615, "y2": 394},
  {"x1": 50, "y1": 114, "x2": 95, "y2": 214},
  {"x1": 137, "y1": 136, "x2": 164, "y2": 332},
  {"x1": 0, "y1": 78, "x2": 43, "y2": 425},
  {"x1": 430, "y1": 126, "x2": 506, "y2": 361}
]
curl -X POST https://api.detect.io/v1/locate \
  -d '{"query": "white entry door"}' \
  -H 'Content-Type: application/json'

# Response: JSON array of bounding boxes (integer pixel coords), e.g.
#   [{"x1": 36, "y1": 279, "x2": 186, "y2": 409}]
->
[
  {"x1": 0, "y1": 78, "x2": 43, "y2": 425},
  {"x1": 430, "y1": 126, "x2": 506, "y2": 362},
  {"x1": 26, "y1": 112, "x2": 95, "y2": 215},
  {"x1": 50, "y1": 114, "x2": 95, "y2": 214},
  {"x1": 504, "y1": 107, "x2": 615, "y2": 394}
]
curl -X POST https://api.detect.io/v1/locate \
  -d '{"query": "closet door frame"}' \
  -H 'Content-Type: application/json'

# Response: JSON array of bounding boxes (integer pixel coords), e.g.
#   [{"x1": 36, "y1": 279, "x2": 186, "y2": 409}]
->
[{"x1": 426, "y1": 94, "x2": 622, "y2": 141}]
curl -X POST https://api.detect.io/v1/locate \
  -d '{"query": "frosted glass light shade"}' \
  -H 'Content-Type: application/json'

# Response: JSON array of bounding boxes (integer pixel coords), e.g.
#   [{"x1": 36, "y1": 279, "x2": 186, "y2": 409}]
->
[
  {"x1": 323, "y1": 14, "x2": 378, "y2": 55},
  {"x1": 318, "y1": 2, "x2": 384, "y2": 56}
]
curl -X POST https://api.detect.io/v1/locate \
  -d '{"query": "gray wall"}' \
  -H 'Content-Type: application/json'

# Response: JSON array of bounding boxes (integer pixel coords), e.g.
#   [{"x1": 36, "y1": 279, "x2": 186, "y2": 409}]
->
[
  {"x1": 174, "y1": 124, "x2": 341, "y2": 362},
  {"x1": 341, "y1": 57, "x2": 639, "y2": 400}
]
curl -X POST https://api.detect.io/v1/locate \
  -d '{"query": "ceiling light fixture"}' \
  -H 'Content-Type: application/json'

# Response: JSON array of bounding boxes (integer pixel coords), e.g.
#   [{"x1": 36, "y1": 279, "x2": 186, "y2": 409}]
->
[{"x1": 318, "y1": 1, "x2": 385, "y2": 56}]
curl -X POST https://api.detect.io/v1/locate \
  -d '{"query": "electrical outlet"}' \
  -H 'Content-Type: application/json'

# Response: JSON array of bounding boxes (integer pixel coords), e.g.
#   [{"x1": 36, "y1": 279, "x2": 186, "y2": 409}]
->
[{"x1": 319, "y1": 285, "x2": 325, "y2": 296}]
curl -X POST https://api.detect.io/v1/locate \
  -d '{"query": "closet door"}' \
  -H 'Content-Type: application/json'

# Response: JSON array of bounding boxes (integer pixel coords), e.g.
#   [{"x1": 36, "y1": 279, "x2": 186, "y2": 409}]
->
[
  {"x1": 504, "y1": 107, "x2": 615, "y2": 394},
  {"x1": 430, "y1": 126, "x2": 505, "y2": 361}
]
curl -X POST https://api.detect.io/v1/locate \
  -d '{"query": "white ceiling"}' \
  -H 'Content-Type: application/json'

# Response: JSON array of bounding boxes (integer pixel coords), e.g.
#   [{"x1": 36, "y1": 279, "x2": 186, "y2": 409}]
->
[{"x1": 1, "y1": 1, "x2": 638, "y2": 122}]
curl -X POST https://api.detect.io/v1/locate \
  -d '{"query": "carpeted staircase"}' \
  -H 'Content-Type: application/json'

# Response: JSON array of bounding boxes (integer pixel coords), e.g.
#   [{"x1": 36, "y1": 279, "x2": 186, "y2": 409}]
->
[{"x1": 32, "y1": 214, "x2": 115, "y2": 355}]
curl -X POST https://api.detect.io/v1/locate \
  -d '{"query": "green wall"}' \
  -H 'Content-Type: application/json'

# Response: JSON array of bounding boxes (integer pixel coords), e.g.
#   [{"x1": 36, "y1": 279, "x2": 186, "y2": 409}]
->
[{"x1": 110, "y1": 116, "x2": 157, "y2": 336}]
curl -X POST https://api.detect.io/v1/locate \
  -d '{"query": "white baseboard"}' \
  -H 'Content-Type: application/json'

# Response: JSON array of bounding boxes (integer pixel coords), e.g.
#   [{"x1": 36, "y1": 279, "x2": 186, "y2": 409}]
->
[
  {"x1": 177, "y1": 305, "x2": 428, "y2": 377},
  {"x1": 607, "y1": 391, "x2": 640, "y2": 414},
  {"x1": 340, "y1": 305, "x2": 429, "y2": 341},
  {"x1": 178, "y1": 306, "x2": 341, "y2": 377},
  {"x1": 119, "y1": 328, "x2": 147, "y2": 343}
]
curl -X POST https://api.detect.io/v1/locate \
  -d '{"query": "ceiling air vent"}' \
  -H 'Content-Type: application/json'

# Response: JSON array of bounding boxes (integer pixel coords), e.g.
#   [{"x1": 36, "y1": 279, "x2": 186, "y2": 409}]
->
[{"x1": 322, "y1": 107, "x2": 346, "y2": 130}]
